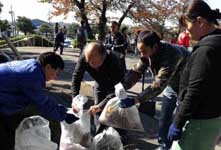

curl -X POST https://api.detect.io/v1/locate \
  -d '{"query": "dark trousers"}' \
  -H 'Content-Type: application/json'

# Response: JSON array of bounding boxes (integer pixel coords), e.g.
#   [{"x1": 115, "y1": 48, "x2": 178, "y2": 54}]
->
[
  {"x1": 158, "y1": 95, "x2": 177, "y2": 149},
  {"x1": 0, "y1": 113, "x2": 25, "y2": 150},
  {"x1": 120, "y1": 57, "x2": 127, "y2": 73},
  {"x1": 54, "y1": 42, "x2": 64, "y2": 55},
  {"x1": 93, "y1": 85, "x2": 114, "y2": 134}
]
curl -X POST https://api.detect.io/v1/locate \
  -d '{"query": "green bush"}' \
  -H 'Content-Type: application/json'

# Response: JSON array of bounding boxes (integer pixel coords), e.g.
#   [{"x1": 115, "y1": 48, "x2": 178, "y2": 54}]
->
[{"x1": 72, "y1": 38, "x2": 78, "y2": 48}]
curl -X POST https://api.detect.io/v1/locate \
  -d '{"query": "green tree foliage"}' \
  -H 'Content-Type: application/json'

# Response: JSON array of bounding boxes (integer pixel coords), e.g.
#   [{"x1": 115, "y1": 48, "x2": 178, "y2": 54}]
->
[
  {"x1": 16, "y1": 16, "x2": 35, "y2": 35},
  {"x1": 0, "y1": 20, "x2": 11, "y2": 32},
  {"x1": 67, "y1": 23, "x2": 79, "y2": 38},
  {"x1": 39, "y1": 23, "x2": 53, "y2": 36}
]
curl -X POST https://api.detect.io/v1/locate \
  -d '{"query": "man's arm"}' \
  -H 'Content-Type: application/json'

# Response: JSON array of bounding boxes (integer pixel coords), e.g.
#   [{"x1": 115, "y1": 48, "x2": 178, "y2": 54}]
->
[
  {"x1": 71, "y1": 55, "x2": 86, "y2": 98},
  {"x1": 137, "y1": 67, "x2": 171, "y2": 103},
  {"x1": 122, "y1": 58, "x2": 148, "y2": 90},
  {"x1": 21, "y1": 76, "x2": 68, "y2": 121}
]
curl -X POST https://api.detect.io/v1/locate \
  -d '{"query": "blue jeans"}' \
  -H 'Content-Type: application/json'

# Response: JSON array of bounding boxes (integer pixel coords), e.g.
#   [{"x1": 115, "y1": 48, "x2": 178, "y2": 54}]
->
[{"x1": 158, "y1": 87, "x2": 177, "y2": 149}]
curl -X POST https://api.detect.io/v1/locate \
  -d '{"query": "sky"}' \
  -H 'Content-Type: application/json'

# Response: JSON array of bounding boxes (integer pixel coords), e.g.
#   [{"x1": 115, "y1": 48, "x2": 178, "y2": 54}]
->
[
  {"x1": 0, "y1": 0, "x2": 221, "y2": 24},
  {"x1": 0, "y1": 0, "x2": 76, "y2": 23}
]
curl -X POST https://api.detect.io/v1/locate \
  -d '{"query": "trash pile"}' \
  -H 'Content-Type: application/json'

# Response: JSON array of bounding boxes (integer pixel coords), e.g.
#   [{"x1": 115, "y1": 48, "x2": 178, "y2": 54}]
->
[
  {"x1": 60, "y1": 95, "x2": 91, "y2": 150},
  {"x1": 14, "y1": 83, "x2": 145, "y2": 150},
  {"x1": 91, "y1": 127, "x2": 123, "y2": 150}
]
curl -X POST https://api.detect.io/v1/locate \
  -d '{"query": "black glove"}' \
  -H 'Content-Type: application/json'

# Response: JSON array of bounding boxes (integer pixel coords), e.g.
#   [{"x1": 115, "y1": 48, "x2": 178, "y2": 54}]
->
[{"x1": 64, "y1": 113, "x2": 79, "y2": 124}]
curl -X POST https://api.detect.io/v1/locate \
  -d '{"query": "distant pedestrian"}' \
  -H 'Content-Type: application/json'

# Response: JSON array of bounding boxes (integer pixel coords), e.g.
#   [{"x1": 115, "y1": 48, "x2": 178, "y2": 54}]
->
[
  {"x1": 63, "y1": 25, "x2": 67, "y2": 40},
  {"x1": 134, "y1": 30, "x2": 141, "y2": 55},
  {"x1": 77, "y1": 20, "x2": 87, "y2": 54},
  {"x1": 177, "y1": 30, "x2": 190, "y2": 48},
  {"x1": 54, "y1": 22, "x2": 59, "y2": 35},
  {"x1": 104, "y1": 21, "x2": 127, "y2": 72},
  {"x1": 54, "y1": 28, "x2": 65, "y2": 55},
  {"x1": 121, "y1": 27, "x2": 132, "y2": 53}
]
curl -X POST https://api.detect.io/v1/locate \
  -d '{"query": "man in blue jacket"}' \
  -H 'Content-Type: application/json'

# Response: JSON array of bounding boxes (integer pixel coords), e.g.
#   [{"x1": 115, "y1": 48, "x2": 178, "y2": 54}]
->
[{"x1": 0, "y1": 52, "x2": 78, "y2": 149}]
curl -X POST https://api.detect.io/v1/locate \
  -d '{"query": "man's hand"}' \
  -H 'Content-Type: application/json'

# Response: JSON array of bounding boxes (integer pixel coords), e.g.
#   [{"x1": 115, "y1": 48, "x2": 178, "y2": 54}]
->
[
  {"x1": 118, "y1": 97, "x2": 135, "y2": 108},
  {"x1": 64, "y1": 113, "x2": 79, "y2": 124},
  {"x1": 167, "y1": 123, "x2": 182, "y2": 141},
  {"x1": 89, "y1": 105, "x2": 102, "y2": 115}
]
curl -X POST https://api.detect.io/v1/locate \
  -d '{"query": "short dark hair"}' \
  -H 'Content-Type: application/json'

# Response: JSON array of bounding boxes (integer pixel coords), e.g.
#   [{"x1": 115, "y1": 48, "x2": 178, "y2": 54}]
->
[
  {"x1": 37, "y1": 52, "x2": 64, "y2": 70},
  {"x1": 180, "y1": 0, "x2": 221, "y2": 27},
  {"x1": 137, "y1": 30, "x2": 161, "y2": 48},
  {"x1": 111, "y1": 21, "x2": 119, "y2": 27},
  {"x1": 0, "y1": 54, "x2": 9, "y2": 63}
]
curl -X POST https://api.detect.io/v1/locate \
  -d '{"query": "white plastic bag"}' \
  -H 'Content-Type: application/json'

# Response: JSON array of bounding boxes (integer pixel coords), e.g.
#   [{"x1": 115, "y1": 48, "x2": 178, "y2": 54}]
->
[
  {"x1": 72, "y1": 94, "x2": 88, "y2": 117},
  {"x1": 91, "y1": 127, "x2": 123, "y2": 150},
  {"x1": 14, "y1": 115, "x2": 57, "y2": 150},
  {"x1": 99, "y1": 83, "x2": 144, "y2": 131},
  {"x1": 60, "y1": 95, "x2": 91, "y2": 150},
  {"x1": 114, "y1": 83, "x2": 127, "y2": 99}
]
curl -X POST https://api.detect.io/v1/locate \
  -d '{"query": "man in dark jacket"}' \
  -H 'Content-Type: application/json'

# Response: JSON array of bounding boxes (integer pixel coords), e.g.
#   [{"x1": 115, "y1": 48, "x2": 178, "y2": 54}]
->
[
  {"x1": 118, "y1": 30, "x2": 189, "y2": 150},
  {"x1": 104, "y1": 21, "x2": 127, "y2": 72},
  {"x1": 0, "y1": 52, "x2": 79, "y2": 149},
  {"x1": 54, "y1": 28, "x2": 65, "y2": 55},
  {"x1": 71, "y1": 41, "x2": 125, "y2": 132}
]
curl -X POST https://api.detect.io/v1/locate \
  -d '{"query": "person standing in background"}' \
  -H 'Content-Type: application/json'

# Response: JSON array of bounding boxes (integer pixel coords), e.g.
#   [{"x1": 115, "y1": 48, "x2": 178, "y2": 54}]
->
[
  {"x1": 54, "y1": 23, "x2": 59, "y2": 36},
  {"x1": 177, "y1": 30, "x2": 190, "y2": 48},
  {"x1": 63, "y1": 25, "x2": 67, "y2": 40},
  {"x1": 104, "y1": 21, "x2": 127, "y2": 72},
  {"x1": 54, "y1": 28, "x2": 65, "y2": 55},
  {"x1": 121, "y1": 27, "x2": 132, "y2": 54},
  {"x1": 77, "y1": 20, "x2": 87, "y2": 54}
]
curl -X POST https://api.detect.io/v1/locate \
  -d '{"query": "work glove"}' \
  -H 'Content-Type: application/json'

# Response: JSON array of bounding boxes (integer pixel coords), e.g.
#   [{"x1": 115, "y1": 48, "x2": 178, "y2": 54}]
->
[
  {"x1": 64, "y1": 113, "x2": 79, "y2": 124},
  {"x1": 118, "y1": 97, "x2": 135, "y2": 108},
  {"x1": 167, "y1": 123, "x2": 182, "y2": 141}
]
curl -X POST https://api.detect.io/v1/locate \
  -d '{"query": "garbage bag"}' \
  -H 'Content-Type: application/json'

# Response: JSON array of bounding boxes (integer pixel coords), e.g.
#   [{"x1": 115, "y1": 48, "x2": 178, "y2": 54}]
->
[
  {"x1": 114, "y1": 82, "x2": 127, "y2": 99},
  {"x1": 14, "y1": 115, "x2": 57, "y2": 150},
  {"x1": 99, "y1": 97, "x2": 144, "y2": 131},
  {"x1": 99, "y1": 83, "x2": 144, "y2": 131},
  {"x1": 72, "y1": 94, "x2": 88, "y2": 117},
  {"x1": 91, "y1": 127, "x2": 123, "y2": 150},
  {"x1": 60, "y1": 95, "x2": 91, "y2": 150}
]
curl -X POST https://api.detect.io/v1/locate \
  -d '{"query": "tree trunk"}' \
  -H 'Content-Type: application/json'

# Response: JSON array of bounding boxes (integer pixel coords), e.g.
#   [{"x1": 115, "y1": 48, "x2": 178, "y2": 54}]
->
[
  {"x1": 118, "y1": 2, "x2": 136, "y2": 28},
  {"x1": 98, "y1": 0, "x2": 107, "y2": 41},
  {"x1": 75, "y1": 0, "x2": 94, "y2": 39}
]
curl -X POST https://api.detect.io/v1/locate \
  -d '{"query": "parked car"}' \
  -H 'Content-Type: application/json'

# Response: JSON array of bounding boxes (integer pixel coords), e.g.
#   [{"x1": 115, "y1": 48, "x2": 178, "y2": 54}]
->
[{"x1": 64, "y1": 37, "x2": 73, "y2": 48}]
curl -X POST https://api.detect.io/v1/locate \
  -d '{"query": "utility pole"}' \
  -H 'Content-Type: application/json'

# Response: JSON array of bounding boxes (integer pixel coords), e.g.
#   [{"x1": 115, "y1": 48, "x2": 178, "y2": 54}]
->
[{"x1": 9, "y1": 5, "x2": 16, "y2": 37}]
